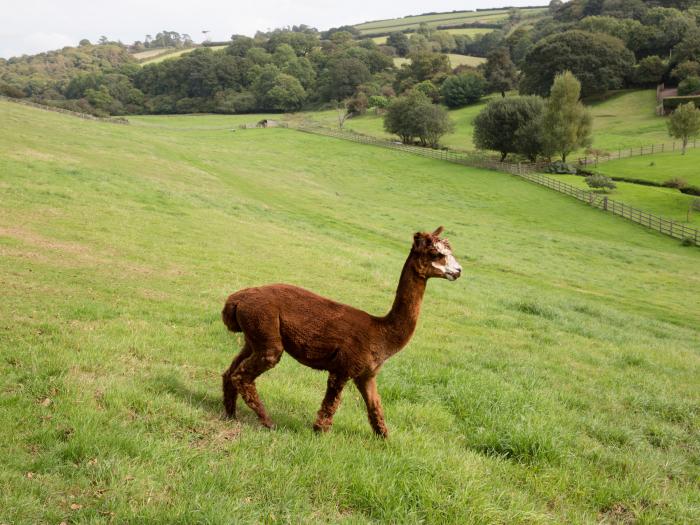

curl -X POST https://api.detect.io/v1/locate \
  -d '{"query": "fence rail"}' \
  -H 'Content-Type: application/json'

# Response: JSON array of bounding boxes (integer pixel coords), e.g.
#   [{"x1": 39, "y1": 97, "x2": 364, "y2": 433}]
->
[
  {"x1": 0, "y1": 95, "x2": 129, "y2": 124},
  {"x1": 297, "y1": 125, "x2": 548, "y2": 174},
  {"x1": 576, "y1": 139, "x2": 698, "y2": 167},
  {"x1": 297, "y1": 125, "x2": 700, "y2": 246}
]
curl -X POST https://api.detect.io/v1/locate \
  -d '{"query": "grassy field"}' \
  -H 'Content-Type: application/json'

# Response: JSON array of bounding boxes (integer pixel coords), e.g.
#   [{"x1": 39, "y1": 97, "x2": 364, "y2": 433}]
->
[
  {"x1": 392, "y1": 54, "x2": 485, "y2": 69},
  {"x1": 354, "y1": 11, "x2": 510, "y2": 35},
  {"x1": 1, "y1": 100, "x2": 699, "y2": 523},
  {"x1": 551, "y1": 174, "x2": 700, "y2": 227},
  {"x1": 137, "y1": 46, "x2": 228, "y2": 65},
  {"x1": 588, "y1": 90, "x2": 669, "y2": 151},
  {"x1": 595, "y1": 148, "x2": 700, "y2": 187},
  {"x1": 446, "y1": 27, "x2": 495, "y2": 37}
]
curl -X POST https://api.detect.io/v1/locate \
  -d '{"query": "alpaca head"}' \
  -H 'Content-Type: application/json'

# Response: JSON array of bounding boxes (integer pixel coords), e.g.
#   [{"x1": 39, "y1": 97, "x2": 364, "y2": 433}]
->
[{"x1": 411, "y1": 226, "x2": 462, "y2": 281}]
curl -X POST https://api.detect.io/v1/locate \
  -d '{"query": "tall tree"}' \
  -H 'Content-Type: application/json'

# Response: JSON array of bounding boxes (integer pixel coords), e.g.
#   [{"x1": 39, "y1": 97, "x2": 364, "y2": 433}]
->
[
  {"x1": 473, "y1": 95, "x2": 545, "y2": 161},
  {"x1": 667, "y1": 102, "x2": 700, "y2": 155},
  {"x1": 483, "y1": 47, "x2": 518, "y2": 97},
  {"x1": 541, "y1": 71, "x2": 593, "y2": 162},
  {"x1": 519, "y1": 30, "x2": 633, "y2": 97}
]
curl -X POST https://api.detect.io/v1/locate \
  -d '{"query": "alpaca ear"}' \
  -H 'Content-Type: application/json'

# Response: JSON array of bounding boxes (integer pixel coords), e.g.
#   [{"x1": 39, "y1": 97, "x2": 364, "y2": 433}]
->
[
  {"x1": 413, "y1": 232, "x2": 431, "y2": 250},
  {"x1": 432, "y1": 226, "x2": 444, "y2": 237}
]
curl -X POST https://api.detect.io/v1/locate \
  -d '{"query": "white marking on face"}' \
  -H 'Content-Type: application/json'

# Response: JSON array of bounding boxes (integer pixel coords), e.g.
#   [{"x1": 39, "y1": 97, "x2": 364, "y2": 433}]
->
[{"x1": 431, "y1": 241, "x2": 462, "y2": 279}]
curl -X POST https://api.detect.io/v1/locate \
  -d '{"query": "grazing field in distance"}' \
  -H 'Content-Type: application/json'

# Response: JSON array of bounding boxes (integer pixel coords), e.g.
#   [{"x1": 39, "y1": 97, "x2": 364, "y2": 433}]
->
[
  {"x1": 134, "y1": 45, "x2": 228, "y2": 65},
  {"x1": 354, "y1": 10, "x2": 511, "y2": 35},
  {"x1": 1, "y1": 100, "x2": 698, "y2": 523}
]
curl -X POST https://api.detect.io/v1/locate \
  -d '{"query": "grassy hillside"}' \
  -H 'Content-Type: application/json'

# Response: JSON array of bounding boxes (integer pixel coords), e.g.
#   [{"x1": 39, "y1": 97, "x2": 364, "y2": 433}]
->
[
  {"x1": 589, "y1": 90, "x2": 670, "y2": 151},
  {"x1": 306, "y1": 90, "x2": 670, "y2": 155},
  {"x1": 596, "y1": 149, "x2": 700, "y2": 187},
  {"x1": 1, "y1": 100, "x2": 699, "y2": 523}
]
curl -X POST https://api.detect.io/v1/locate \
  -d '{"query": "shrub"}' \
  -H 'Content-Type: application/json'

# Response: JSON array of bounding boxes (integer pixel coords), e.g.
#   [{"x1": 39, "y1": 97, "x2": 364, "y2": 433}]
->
[
  {"x1": 440, "y1": 72, "x2": 486, "y2": 108},
  {"x1": 585, "y1": 174, "x2": 616, "y2": 191},
  {"x1": 384, "y1": 91, "x2": 453, "y2": 147},
  {"x1": 414, "y1": 80, "x2": 440, "y2": 103},
  {"x1": 680, "y1": 185, "x2": 700, "y2": 196},
  {"x1": 0, "y1": 83, "x2": 25, "y2": 98},
  {"x1": 546, "y1": 161, "x2": 577, "y2": 174},
  {"x1": 368, "y1": 95, "x2": 389, "y2": 109},
  {"x1": 678, "y1": 76, "x2": 700, "y2": 96},
  {"x1": 347, "y1": 92, "x2": 369, "y2": 116},
  {"x1": 663, "y1": 177, "x2": 689, "y2": 189}
]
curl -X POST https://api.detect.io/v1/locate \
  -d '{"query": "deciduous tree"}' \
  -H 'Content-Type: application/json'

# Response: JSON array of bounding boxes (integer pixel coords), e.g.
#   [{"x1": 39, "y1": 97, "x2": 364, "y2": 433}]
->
[
  {"x1": 541, "y1": 71, "x2": 593, "y2": 162},
  {"x1": 667, "y1": 102, "x2": 700, "y2": 154}
]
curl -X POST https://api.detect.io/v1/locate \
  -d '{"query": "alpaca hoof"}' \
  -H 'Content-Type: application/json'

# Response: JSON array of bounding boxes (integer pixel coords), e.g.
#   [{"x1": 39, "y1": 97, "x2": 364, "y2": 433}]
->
[
  {"x1": 313, "y1": 422, "x2": 331, "y2": 433},
  {"x1": 260, "y1": 419, "x2": 276, "y2": 430}
]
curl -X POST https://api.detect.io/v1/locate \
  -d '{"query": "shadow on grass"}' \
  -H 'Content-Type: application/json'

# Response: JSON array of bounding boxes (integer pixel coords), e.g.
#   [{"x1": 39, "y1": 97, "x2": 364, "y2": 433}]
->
[{"x1": 149, "y1": 373, "x2": 372, "y2": 438}]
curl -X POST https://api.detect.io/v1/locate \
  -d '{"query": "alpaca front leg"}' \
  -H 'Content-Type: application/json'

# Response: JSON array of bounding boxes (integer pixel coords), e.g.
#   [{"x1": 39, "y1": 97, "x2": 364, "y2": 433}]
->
[
  {"x1": 313, "y1": 373, "x2": 348, "y2": 433},
  {"x1": 354, "y1": 375, "x2": 389, "y2": 438}
]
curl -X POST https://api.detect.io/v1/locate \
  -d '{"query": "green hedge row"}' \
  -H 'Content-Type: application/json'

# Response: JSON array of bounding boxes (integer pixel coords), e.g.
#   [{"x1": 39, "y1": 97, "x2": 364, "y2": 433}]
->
[{"x1": 662, "y1": 95, "x2": 700, "y2": 111}]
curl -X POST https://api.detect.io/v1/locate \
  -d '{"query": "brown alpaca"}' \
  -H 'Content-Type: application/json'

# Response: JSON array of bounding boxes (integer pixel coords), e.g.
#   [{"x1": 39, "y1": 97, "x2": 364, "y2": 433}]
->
[{"x1": 221, "y1": 227, "x2": 462, "y2": 437}]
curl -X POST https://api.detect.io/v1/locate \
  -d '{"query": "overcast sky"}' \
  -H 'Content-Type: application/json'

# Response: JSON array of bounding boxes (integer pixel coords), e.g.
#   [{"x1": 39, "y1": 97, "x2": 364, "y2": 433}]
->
[{"x1": 0, "y1": 0, "x2": 546, "y2": 59}]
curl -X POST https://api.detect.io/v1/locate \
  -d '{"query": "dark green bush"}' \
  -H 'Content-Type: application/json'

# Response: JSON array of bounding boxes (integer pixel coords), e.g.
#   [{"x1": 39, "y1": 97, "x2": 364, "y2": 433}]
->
[
  {"x1": 663, "y1": 177, "x2": 689, "y2": 189},
  {"x1": 678, "y1": 76, "x2": 700, "y2": 96},
  {"x1": 546, "y1": 161, "x2": 577, "y2": 174},
  {"x1": 680, "y1": 185, "x2": 700, "y2": 196}
]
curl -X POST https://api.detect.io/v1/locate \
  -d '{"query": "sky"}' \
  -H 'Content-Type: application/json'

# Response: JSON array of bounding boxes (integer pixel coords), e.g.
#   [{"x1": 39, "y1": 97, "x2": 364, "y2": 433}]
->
[{"x1": 0, "y1": 0, "x2": 546, "y2": 59}]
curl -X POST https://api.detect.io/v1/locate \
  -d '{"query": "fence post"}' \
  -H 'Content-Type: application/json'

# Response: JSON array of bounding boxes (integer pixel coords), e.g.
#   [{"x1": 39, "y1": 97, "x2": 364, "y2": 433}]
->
[
  {"x1": 603, "y1": 196, "x2": 608, "y2": 211},
  {"x1": 662, "y1": 143, "x2": 664, "y2": 153},
  {"x1": 651, "y1": 144, "x2": 654, "y2": 154}
]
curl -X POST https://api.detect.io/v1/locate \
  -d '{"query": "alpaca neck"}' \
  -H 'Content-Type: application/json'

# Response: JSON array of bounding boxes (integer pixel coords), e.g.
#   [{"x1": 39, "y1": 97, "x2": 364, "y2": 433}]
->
[{"x1": 381, "y1": 253, "x2": 426, "y2": 356}]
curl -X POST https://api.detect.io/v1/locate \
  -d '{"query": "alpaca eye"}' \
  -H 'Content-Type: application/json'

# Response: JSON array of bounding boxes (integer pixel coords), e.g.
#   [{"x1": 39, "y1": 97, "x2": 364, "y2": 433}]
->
[{"x1": 430, "y1": 252, "x2": 442, "y2": 259}]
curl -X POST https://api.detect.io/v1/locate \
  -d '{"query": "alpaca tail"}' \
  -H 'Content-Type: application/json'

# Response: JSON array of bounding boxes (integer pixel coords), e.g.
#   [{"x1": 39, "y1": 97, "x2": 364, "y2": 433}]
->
[{"x1": 221, "y1": 295, "x2": 242, "y2": 332}]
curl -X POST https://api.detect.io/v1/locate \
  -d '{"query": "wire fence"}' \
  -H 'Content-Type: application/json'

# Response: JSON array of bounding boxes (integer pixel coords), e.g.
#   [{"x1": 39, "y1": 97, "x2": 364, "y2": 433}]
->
[
  {"x1": 297, "y1": 125, "x2": 700, "y2": 246},
  {"x1": 576, "y1": 139, "x2": 699, "y2": 167}
]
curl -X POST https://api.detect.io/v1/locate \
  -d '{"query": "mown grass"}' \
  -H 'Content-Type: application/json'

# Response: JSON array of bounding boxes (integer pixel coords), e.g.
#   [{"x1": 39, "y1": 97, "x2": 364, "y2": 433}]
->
[{"x1": 1, "y1": 100, "x2": 699, "y2": 523}]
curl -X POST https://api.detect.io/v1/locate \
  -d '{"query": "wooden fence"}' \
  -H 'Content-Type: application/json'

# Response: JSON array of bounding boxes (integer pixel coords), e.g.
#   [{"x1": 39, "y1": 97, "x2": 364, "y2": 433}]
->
[
  {"x1": 297, "y1": 125, "x2": 700, "y2": 246},
  {"x1": 0, "y1": 95, "x2": 129, "y2": 124},
  {"x1": 297, "y1": 125, "x2": 548, "y2": 174},
  {"x1": 576, "y1": 139, "x2": 698, "y2": 167}
]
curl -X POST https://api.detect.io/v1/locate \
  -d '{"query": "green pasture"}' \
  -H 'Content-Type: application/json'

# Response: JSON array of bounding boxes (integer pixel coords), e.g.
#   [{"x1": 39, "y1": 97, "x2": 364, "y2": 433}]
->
[
  {"x1": 138, "y1": 45, "x2": 228, "y2": 65},
  {"x1": 552, "y1": 174, "x2": 700, "y2": 227},
  {"x1": 354, "y1": 11, "x2": 510, "y2": 34},
  {"x1": 446, "y1": 27, "x2": 495, "y2": 37},
  {"x1": 595, "y1": 148, "x2": 700, "y2": 187},
  {"x1": 306, "y1": 90, "x2": 670, "y2": 155},
  {"x1": 588, "y1": 90, "x2": 669, "y2": 152},
  {"x1": 392, "y1": 54, "x2": 485, "y2": 69},
  {"x1": 1, "y1": 100, "x2": 699, "y2": 523}
]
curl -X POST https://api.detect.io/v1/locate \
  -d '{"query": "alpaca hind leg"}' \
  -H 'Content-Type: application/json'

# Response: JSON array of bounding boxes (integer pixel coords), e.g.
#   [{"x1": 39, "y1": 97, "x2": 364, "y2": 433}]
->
[
  {"x1": 222, "y1": 342, "x2": 253, "y2": 418},
  {"x1": 231, "y1": 346, "x2": 282, "y2": 428},
  {"x1": 313, "y1": 373, "x2": 348, "y2": 433},
  {"x1": 354, "y1": 374, "x2": 389, "y2": 438}
]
